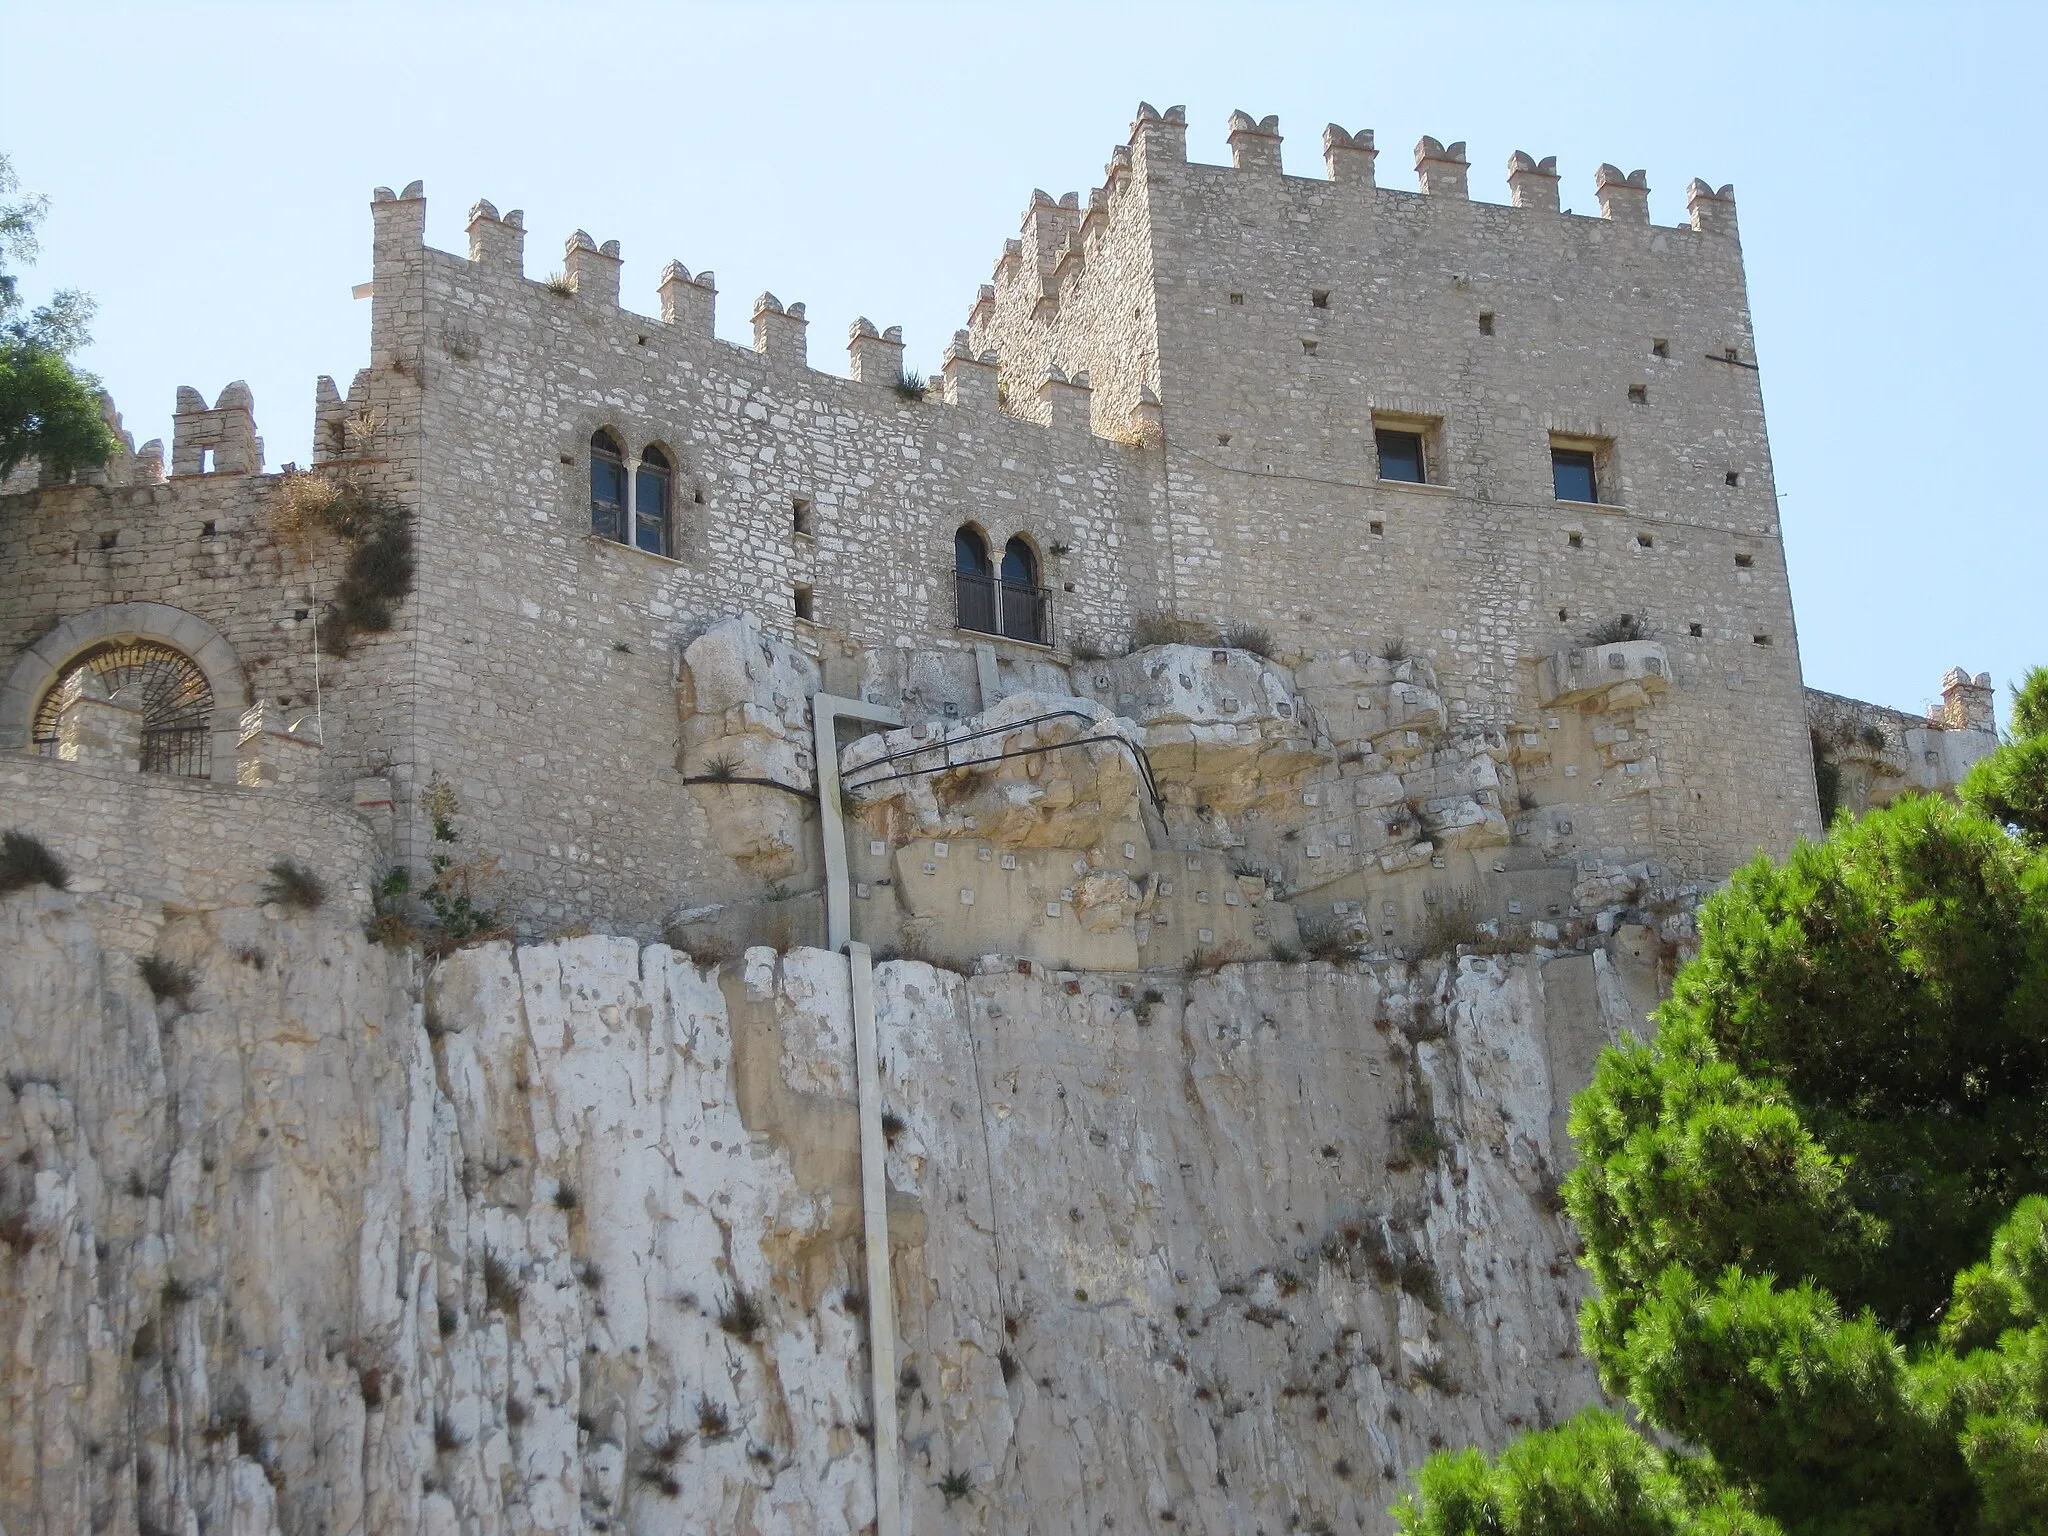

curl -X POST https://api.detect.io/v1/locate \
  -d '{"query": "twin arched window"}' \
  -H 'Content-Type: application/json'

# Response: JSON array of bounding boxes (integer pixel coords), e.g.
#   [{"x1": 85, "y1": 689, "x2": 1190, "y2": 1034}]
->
[
  {"x1": 954, "y1": 526, "x2": 1049, "y2": 645},
  {"x1": 591, "y1": 430, "x2": 673, "y2": 557}
]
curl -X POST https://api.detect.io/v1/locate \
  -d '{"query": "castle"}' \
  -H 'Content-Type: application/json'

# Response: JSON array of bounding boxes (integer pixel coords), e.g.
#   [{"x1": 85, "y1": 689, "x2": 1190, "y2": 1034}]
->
[
  {"x1": 0, "y1": 106, "x2": 2004, "y2": 1536},
  {"x1": 0, "y1": 104, "x2": 1999, "y2": 954}
]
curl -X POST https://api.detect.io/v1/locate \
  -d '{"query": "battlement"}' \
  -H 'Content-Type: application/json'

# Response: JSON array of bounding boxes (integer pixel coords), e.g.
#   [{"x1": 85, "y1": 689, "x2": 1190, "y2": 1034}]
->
[
  {"x1": 1027, "y1": 103, "x2": 1743, "y2": 236},
  {"x1": 171, "y1": 381, "x2": 262, "y2": 477}
]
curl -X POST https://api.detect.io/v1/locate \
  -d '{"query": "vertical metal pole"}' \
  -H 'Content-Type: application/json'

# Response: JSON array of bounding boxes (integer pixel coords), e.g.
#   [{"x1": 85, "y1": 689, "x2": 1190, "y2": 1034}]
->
[
  {"x1": 809, "y1": 692, "x2": 904, "y2": 1532},
  {"x1": 849, "y1": 939, "x2": 903, "y2": 1535},
  {"x1": 813, "y1": 692, "x2": 900, "y2": 954}
]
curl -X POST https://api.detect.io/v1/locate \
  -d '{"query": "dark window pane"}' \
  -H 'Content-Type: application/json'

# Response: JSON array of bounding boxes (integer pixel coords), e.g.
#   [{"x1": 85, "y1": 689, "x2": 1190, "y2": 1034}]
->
[
  {"x1": 1375, "y1": 429, "x2": 1425, "y2": 484},
  {"x1": 1001, "y1": 536, "x2": 1036, "y2": 587},
  {"x1": 591, "y1": 444, "x2": 625, "y2": 541},
  {"x1": 635, "y1": 467, "x2": 669, "y2": 554},
  {"x1": 955, "y1": 527, "x2": 990, "y2": 575},
  {"x1": 1552, "y1": 449, "x2": 1598, "y2": 504}
]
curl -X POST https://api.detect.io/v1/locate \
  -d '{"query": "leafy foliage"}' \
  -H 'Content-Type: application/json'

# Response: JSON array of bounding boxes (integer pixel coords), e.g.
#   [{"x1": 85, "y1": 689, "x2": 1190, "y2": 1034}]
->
[
  {"x1": 0, "y1": 154, "x2": 117, "y2": 481},
  {"x1": 1397, "y1": 1409, "x2": 1778, "y2": 1536},
  {"x1": 1965, "y1": 733, "x2": 2048, "y2": 850},
  {"x1": 2011, "y1": 667, "x2": 2048, "y2": 746},
  {"x1": 416, "y1": 776, "x2": 504, "y2": 950},
  {"x1": 1398, "y1": 684, "x2": 2048, "y2": 1536}
]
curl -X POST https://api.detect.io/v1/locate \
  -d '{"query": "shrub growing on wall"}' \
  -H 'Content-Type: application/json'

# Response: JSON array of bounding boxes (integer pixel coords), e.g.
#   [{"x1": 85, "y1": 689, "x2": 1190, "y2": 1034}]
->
[{"x1": 269, "y1": 471, "x2": 415, "y2": 654}]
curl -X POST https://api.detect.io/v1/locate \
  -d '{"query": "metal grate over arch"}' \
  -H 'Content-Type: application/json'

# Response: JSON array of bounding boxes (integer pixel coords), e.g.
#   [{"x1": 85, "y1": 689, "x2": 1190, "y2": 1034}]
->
[{"x1": 31, "y1": 640, "x2": 216, "y2": 777}]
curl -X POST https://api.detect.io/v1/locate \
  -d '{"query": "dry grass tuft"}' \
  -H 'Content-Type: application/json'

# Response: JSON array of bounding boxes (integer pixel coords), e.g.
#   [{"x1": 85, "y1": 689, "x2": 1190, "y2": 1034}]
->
[
  {"x1": 260, "y1": 858, "x2": 327, "y2": 911},
  {"x1": 0, "y1": 830, "x2": 68, "y2": 894}
]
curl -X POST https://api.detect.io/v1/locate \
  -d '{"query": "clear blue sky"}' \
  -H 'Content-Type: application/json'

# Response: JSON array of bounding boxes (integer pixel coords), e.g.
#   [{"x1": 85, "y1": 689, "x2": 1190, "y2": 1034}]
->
[{"x1": 6, "y1": 2, "x2": 2040, "y2": 725}]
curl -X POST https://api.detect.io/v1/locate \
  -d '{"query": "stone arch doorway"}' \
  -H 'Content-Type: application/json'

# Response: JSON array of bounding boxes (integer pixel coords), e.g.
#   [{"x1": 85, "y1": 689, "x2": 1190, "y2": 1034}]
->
[{"x1": 0, "y1": 602, "x2": 251, "y2": 784}]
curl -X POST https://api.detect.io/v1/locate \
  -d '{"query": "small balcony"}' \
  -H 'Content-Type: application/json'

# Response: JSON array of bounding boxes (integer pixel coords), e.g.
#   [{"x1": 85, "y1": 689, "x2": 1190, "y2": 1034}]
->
[{"x1": 955, "y1": 569, "x2": 1054, "y2": 648}]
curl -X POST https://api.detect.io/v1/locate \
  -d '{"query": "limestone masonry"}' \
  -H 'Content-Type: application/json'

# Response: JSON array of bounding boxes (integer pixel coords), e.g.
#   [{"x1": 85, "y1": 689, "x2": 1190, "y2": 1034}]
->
[{"x1": 0, "y1": 104, "x2": 2002, "y2": 1534}]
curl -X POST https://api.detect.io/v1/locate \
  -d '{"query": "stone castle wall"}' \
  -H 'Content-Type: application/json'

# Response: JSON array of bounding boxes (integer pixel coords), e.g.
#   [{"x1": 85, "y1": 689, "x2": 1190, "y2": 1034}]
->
[
  {"x1": 370, "y1": 185, "x2": 1167, "y2": 936},
  {"x1": 0, "y1": 102, "x2": 1971, "y2": 949},
  {"x1": 0, "y1": 755, "x2": 381, "y2": 950}
]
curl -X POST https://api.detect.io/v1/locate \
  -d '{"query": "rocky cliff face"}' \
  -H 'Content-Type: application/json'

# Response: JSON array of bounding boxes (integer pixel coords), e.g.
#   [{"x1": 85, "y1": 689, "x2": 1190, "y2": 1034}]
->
[{"x1": 1, "y1": 882, "x2": 1649, "y2": 1535}]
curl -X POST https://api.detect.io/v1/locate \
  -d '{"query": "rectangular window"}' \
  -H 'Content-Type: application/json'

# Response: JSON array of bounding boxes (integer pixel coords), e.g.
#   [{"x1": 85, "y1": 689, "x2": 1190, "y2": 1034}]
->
[
  {"x1": 1552, "y1": 448, "x2": 1598, "y2": 504},
  {"x1": 794, "y1": 584, "x2": 814, "y2": 622},
  {"x1": 1478, "y1": 312, "x2": 1495, "y2": 336},
  {"x1": 1652, "y1": 338, "x2": 1669, "y2": 359},
  {"x1": 1375, "y1": 429, "x2": 1426, "y2": 484},
  {"x1": 792, "y1": 496, "x2": 813, "y2": 535}
]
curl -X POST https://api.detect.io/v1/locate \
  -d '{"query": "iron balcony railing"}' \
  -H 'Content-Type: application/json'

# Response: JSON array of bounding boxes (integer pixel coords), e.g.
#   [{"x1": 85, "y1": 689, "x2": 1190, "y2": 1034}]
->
[{"x1": 954, "y1": 569, "x2": 1054, "y2": 648}]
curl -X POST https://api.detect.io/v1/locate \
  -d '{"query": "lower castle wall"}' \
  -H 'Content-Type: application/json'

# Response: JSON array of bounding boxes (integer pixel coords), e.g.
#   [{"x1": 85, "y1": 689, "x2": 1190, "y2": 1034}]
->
[
  {"x1": 0, "y1": 879, "x2": 1656, "y2": 1534},
  {"x1": 0, "y1": 475, "x2": 414, "y2": 803},
  {"x1": 0, "y1": 755, "x2": 380, "y2": 950}
]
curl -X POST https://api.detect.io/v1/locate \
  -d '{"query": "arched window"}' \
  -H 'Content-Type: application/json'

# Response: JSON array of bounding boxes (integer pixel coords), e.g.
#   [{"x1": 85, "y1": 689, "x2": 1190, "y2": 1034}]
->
[
  {"x1": 954, "y1": 525, "x2": 996, "y2": 635},
  {"x1": 590, "y1": 429, "x2": 626, "y2": 542},
  {"x1": 999, "y1": 536, "x2": 1049, "y2": 646},
  {"x1": 1001, "y1": 536, "x2": 1037, "y2": 588},
  {"x1": 635, "y1": 445, "x2": 672, "y2": 556},
  {"x1": 32, "y1": 640, "x2": 215, "y2": 777}
]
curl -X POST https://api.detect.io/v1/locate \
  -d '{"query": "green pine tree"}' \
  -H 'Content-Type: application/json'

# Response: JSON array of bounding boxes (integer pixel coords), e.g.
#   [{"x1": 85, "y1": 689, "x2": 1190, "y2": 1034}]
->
[{"x1": 1397, "y1": 678, "x2": 2048, "y2": 1536}]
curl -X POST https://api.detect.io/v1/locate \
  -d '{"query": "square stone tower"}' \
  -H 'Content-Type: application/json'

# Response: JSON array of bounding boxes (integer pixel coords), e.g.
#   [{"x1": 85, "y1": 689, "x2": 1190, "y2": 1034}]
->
[{"x1": 971, "y1": 106, "x2": 1813, "y2": 875}]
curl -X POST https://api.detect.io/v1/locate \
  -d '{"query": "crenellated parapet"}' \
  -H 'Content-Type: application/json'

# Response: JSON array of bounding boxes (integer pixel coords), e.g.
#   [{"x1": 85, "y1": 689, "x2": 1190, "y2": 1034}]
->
[
  {"x1": 1322, "y1": 124, "x2": 1377, "y2": 187},
  {"x1": 1687, "y1": 179, "x2": 1739, "y2": 239},
  {"x1": 563, "y1": 230, "x2": 622, "y2": 306},
  {"x1": 1595, "y1": 165, "x2": 1651, "y2": 225},
  {"x1": 1038, "y1": 365, "x2": 1093, "y2": 433},
  {"x1": 311, "y1": 370, "x2": 377, "y2": 463},
  {"x1": 466, "y1": 199, "x2": 525, "y2": 272},
  {"x1": 1129, "y1": 101, "x2": 1187, "y2": 171},
  {"x1": 657, "y1": 261, "x2": 716, "y2": 335},
  {"x1": 941, "y1": 330, "x2": 999, "y2": 408},
  {"x1": 1939, "y1": 667, "x2": 1996, "y2": 734},
  {"x1": 979, "y1": 104, "x2": 1742, "y2": 243},
  {"x1": 1414, "y1": 137, "x2": 1470, "y2": 199},
  {"x1": 1507, "y1": 151, "x2": 1560, "y2": 212},
  {"x1": 171, "y1": 381, "x2": 262, "y2": 477},
  {"x1": 1227, "y1": 111, "x2": 1283, "y2": 174},
  {"x1": 846, "y1": 317, "x2": 905, "y2": 384},
  {"x1": 751, "y1": 293, "x2": 808, "y2": 367}
]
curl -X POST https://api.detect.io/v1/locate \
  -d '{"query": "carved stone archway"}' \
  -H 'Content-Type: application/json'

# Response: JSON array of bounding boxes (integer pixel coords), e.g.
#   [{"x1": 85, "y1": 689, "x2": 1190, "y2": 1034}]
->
[{"x1": 0, "y1": 602, "x2": 252, "y2": 784}]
